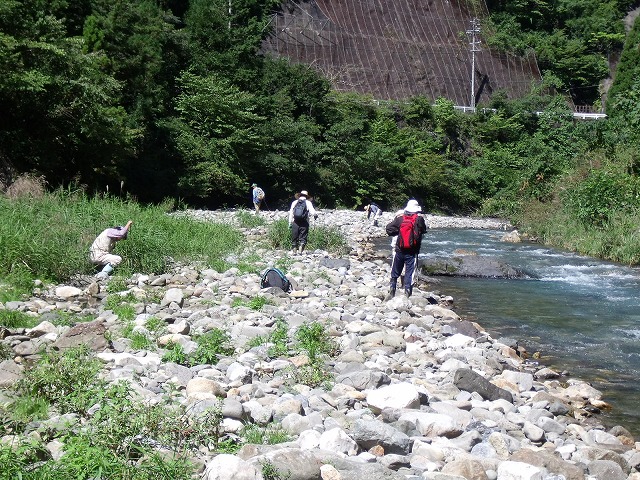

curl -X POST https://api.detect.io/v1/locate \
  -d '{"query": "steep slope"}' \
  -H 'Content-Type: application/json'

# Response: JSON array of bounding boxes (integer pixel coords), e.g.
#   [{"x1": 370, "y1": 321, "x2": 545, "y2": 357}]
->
[{"x1": 262, "y1": 0, "x2": 541, "y2": 104}]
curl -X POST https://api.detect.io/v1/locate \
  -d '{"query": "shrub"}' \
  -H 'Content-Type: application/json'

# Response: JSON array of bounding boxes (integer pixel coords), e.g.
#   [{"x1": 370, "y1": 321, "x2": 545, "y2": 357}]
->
[
  {"x1": 16, "y1": 346, "x2": 105, "y2": 415},
  {"x1": 267, "y1": 318, "x2": 289, "y2": 357},
  {"x1": 261, "y1": 460, "x2": 291, "y2": 480},
  {"x1": 3, "y1": 174, "x2": 46, "y2": 199},
  {"x1": 267, "y1": 218, "x2": 291, "y2": 250},
  {"x1": 563, "y1": 170, "x2": 640, "y2": 228},
  {"x1": 246, "y1": 317, "x2": 290, "y2": 357},
  {"x1": 1, "y1": 395, "x2": 49, "y2": 433},
  {"x1": 294, "y1": 322, "x2": 337, "y2": 361},
  {"x1": 189, "y1": 328, "x2": 235, "y2": 366},
  {"x1": 162, "y1": 342, "x2": 188, "y2": 365},
  {"x1": 308, "y1": 225, "x2": 350, "y2": 254},
  {"x1": 285, "y1": 360, "x2": 334, "y2": 389}
]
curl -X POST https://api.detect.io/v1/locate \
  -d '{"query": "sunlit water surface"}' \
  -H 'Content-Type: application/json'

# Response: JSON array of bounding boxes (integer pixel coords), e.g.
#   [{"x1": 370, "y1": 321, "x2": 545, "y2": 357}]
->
[{"x1": 379, "y1": 228, "x2": 640, "y2": 435}]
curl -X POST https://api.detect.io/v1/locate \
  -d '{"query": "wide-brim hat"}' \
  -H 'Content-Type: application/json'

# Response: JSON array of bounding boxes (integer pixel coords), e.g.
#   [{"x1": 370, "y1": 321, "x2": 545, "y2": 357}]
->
[{"x1": 404, "y1": 199, "x2": 422, "y2": 213}]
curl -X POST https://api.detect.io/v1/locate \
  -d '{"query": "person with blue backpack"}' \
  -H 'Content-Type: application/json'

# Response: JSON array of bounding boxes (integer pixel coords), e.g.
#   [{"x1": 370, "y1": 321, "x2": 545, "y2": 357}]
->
[
  {"x1": 288, "y1": 190, "x2": 318, "y2": 254},
  {"x1": 385, "y1": 199, "x2": 427, "y2": 299},
  {"x1": 251, "y1": 183, "x2": 265, "y2": 214}
]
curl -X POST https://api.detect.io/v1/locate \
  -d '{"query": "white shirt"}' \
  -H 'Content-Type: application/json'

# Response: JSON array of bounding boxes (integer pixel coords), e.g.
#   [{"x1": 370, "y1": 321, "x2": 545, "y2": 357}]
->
[{"x1": 288, "y1": 196, "x2": 317, "y2": 224}]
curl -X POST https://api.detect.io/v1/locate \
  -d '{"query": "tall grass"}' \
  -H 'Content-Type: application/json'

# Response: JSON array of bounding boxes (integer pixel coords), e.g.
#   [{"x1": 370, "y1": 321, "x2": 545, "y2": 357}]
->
[
  {"x1": 267, "y1": 219, "x2": 349, "y2": 255},
  {"x1": 519, "y1": 199, "x2": 640, "y2": 265},
  {"x1": 0, "y1": 190, "x2": 243, "y2": 285}
]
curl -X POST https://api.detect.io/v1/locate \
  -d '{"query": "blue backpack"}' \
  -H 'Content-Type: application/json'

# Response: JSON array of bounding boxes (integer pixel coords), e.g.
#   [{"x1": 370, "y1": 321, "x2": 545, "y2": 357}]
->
[{"x1": 260, "y1": 268, "x2": 292, "y2": 292}]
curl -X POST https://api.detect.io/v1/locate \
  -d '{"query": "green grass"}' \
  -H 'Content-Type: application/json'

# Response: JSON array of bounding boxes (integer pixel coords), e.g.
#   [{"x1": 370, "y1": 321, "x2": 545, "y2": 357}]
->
[
  {"x1": 294, "y1": 321, "x2": 337, "y2": 361},
  {"x1": 106, "y1": 275, "x2": 129, "y2": 293},
  {"x1": 232, "y1": 295, "x2": 273, "y2": 311},
  {"x1": 241, "y1": 423, "x2": 291, "y2": 445},
  {"x1": 235, "y1": 209, "x2": 266, "y2": 229},
  {"x1": 129, "y1": 331, "x2": 154, "y2": 350},
  {"x1": 1, "y1": 353, "x2": 234, "y2": 478},
  {"x1": 519, "y1": 199, "x2": 640, "y2": 265},
  {"x1": 267, "y1": 219, "x2": 349, "y2": 254},
  {"x1": 246, "y1": 317, "x2": 289, "y2": 357},
  {"x1": 0, "y1": 310, "x2": 39, "y2": 329},
  {"x1": 0, "y1": 190, "x2": 244, "y2": 287}
]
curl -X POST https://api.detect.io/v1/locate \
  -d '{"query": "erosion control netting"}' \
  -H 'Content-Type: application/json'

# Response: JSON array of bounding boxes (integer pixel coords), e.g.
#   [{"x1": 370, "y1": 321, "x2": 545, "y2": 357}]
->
[{"x1": 261, "y1": 0, "x2": 541, "y2": 104}]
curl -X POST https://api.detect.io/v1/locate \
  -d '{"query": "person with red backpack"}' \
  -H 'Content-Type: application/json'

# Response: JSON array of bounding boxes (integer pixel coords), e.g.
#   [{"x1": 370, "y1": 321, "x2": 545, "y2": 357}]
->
[{"x1": 385, "y1": 199, "x2": 427, "y2": 299}]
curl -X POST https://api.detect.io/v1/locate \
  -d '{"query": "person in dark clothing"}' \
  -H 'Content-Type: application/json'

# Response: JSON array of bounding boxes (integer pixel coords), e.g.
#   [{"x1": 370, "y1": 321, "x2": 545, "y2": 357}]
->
[
  {"x1": 288, "y1": 190, "x2": 318, "y2": 253},
  {"x1": 385, "y1": 199, "x2": 427, "y2": 298}
]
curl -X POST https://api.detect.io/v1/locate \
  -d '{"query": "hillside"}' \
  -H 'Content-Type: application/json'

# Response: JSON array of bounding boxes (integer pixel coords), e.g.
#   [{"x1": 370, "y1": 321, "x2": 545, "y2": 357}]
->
[{"x1": 261, "y1": 0, "x2": 542, "y2": 104}]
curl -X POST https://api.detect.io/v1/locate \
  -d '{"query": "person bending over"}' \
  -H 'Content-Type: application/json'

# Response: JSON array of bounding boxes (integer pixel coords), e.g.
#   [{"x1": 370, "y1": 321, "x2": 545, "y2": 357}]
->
[{"x1": 89, "y1": 220, "x2": 133, "y2": 279}]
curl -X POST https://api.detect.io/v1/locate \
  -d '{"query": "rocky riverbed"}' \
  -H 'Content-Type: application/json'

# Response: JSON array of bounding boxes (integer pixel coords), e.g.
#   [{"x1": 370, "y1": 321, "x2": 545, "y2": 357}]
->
[{"x1": 1, "y1": 208, "x2": 639, "y2": 480}]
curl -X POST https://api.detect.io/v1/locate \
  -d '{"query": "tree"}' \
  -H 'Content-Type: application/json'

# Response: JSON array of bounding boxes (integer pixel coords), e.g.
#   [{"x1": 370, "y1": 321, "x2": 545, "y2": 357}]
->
[
  {"x1": 0, "y1": 0, "x2": 133, "y2": 188},
  {"x1": 169, "y1": 71, "x2": 265, "y2": 203}
]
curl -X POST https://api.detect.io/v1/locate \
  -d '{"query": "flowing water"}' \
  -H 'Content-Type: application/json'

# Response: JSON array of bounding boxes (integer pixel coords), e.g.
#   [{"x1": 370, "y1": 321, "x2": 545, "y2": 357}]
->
[{"x1": 390, "y1": 228, "x2": 640, "y2": 435}]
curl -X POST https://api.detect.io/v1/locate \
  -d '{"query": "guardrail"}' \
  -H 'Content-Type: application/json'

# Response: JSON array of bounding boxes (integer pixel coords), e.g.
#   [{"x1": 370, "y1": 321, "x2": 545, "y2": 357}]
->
[{"x1": 455, "y1": 106, "x2": 607, "y2": 120}]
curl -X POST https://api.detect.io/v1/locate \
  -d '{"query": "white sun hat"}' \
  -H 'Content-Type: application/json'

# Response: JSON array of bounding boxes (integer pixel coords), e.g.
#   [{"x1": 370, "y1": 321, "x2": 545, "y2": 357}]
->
[{"x1": 404, "y1": 199, "x2": 422, "y2": 213}]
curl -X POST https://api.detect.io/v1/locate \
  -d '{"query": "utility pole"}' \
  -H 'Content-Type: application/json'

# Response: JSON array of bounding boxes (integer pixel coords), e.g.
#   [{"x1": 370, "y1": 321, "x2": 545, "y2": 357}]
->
[
  {"x1": 466, "y1": 18, "x2": 481, "y2": 110},
  {"x1": 228, "y1": 0, "x2": 232, "y2": 30}
]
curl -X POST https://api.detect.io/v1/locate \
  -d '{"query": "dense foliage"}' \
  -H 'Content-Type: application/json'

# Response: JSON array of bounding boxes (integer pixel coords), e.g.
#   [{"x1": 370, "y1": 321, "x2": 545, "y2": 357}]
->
[{"x1": 2, "y1": 0, "x2": 640, "y2": 263}]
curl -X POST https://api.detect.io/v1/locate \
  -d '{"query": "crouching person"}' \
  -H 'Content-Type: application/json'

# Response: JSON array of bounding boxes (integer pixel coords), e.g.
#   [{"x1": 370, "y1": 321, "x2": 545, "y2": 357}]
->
[{"x1": 89, "y1": 220, "x2": 133, "y2": 279}]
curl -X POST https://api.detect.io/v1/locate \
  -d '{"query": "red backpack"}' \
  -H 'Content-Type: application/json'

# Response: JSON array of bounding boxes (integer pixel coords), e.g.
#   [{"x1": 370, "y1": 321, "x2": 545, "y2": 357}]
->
[{"x1": 396, "y1": 214, "x2": 420, "y2": 249}]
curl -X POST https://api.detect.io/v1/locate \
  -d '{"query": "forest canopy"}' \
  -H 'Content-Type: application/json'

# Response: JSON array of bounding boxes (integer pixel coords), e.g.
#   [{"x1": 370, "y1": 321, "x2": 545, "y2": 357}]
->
[{"x1": 2, "y1": 0, "x2": 640, "y2": 266}]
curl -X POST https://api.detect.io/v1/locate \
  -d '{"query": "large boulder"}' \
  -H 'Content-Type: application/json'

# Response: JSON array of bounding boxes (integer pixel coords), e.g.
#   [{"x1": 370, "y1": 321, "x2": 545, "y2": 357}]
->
[{"x1": 420, "y1": 256, "x2": 531, "y2": 279}]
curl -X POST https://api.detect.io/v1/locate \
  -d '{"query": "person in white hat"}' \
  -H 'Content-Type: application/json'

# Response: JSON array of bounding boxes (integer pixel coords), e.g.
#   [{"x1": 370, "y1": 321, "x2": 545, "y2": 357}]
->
[
  {"x1": 288, "y1": 190, "x2": 318, "y2": 253},
  {"x1": 384, "y1": 199, "x2": 427, "y2": 298}
]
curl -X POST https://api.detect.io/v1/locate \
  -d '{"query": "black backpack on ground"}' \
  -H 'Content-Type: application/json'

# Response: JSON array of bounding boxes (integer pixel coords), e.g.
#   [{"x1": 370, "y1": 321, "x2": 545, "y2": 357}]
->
[
  {"x1": 260, "y1": 268, "x2": 292, "y2": 292},
  {"x1": 292, "y1": 199, "x2": 309, "y2": 221}
]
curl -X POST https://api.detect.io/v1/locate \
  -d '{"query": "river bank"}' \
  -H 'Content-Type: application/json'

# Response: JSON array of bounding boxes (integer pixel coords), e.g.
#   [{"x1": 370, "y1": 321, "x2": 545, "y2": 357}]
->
[{"x1": 1, "y1": 208, "x2": 639, "y2": 479}]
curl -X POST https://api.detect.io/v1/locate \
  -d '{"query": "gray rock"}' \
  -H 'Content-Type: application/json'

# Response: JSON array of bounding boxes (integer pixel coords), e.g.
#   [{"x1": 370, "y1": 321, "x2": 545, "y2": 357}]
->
[
  {"x1": 587, "y1": 460, "x2": 626, "y2": 480},
  {"x1": 420, "y1": 256, "x2": 531, "y2": 279},
  {"x1": 349, "y1": 419, "x2": 412, "y2": 454},
  {"x1": 453, "y1": 369, "x2": 513, "y2": 402},
  {"x1": 0, "y1": 360, "x2": 23, "y2": 388},
  {"x1": 204, "y1": 453, "x2": 260, "y2": 480},
  {"x1": 335, "y1": 370, "x2": 390, "y2": 390}
]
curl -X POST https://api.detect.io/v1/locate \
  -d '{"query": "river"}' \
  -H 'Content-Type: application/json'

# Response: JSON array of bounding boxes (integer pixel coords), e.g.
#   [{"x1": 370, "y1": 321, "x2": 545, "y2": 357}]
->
[{"x1": 404, "y1": 228, "x2": 640, "y2": 436}]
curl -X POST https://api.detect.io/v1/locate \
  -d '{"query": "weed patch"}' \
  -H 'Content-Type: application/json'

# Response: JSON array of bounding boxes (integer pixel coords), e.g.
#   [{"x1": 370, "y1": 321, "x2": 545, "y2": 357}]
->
[
  {"x1": 241, "y1": 423, "x2": 291, "y2": 445},
  {"x1": 16, "y1": 346, "x2": 105, "y2": 415},
  {"x1": 0, "y1": 310, "x2": 38, "y2": 329},
  {"x1": 189, "y1": 328, "x2": 235, "y2": 365},
  {"x1": 236, "y1": 210, "x2": 266, "y2": 229}
]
